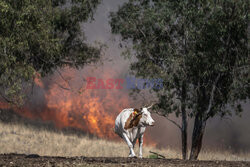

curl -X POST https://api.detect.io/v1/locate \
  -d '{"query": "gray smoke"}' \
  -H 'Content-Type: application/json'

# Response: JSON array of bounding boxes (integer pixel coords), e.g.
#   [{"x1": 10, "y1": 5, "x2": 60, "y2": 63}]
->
[
  {"x1": 81, "y1": 0, "x2": 250, "y2": 152},
  {"x1": 2, "y1": 0, "x2": 246, "y2": 153}
]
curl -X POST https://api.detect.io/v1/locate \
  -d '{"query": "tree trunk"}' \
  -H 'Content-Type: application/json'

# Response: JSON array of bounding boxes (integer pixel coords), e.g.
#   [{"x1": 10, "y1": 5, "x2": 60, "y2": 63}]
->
[
  {"x1": 189, "y1": 113, "x2": 206, "y2": 160},
  {"x1": 181, "y1": 109, "x2": 187, "y2": 160},
  {"x1": 181, "y1": 81, "x2": 187, "y2": 160}
]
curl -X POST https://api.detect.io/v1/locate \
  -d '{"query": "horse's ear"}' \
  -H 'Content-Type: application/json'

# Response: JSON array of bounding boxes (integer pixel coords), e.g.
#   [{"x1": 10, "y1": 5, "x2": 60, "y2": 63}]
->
[{"x1": 146, "y1": 103, "x2": 155, "y2": 109}]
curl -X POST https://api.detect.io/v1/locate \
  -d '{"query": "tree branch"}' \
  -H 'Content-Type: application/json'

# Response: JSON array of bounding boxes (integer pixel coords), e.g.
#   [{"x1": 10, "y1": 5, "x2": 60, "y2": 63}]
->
[
  {"x1": 205, "y1": 74, "x2": 221, "y2": 120},
  {"x1": 55, "y1": 70, "x2": 72, "y2": 91},
  {"x1": 59, "y1": 60, "x2": 75, "y2": 65},
  {"x1": 166, "y1": 117, "x2": 182, "y2": 130},
  {"x1": 152, "y1": 110, "x2": 181, "y2": 130},
  {"x1": 0, "y1": 92, "x2": 12, "y2": 104},
  {"x1": 54, "y1": 82, "x2": 71, "y2": 91},
  {"x1": 149, "y1": 151, "x2": 166, "y2": 159}
]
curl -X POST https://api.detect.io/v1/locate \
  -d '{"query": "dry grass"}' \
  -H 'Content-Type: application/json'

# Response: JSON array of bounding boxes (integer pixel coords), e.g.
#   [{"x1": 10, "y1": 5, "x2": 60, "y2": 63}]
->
[{"x1": 0, "y1": 122, "x2": 249, "y2": 161}]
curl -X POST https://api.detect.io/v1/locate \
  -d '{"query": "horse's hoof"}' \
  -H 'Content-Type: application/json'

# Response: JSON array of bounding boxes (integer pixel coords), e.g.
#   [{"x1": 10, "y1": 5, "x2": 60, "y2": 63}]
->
[{"x1": 128, "y1": 154, "x2": 137, "y2": 158}]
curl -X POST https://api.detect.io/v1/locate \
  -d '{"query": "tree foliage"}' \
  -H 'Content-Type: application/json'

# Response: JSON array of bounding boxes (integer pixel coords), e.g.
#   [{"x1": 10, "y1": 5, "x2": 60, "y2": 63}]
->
[
  {"x1": 0, "y1": 0, "x2": 101, "y2": 104},
  {"x1": 110, "y1": 0, "x2": 249, "y2": 159}
]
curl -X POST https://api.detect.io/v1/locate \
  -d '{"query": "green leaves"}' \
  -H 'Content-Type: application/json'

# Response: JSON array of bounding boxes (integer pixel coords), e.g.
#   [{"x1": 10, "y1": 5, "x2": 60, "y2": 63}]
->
[
  {"x1": 0, "y1": 0, "x2": 101, "y2": 105},
  {"x1": 110, "y1": 0, "x2": 249, "y2": 119}
]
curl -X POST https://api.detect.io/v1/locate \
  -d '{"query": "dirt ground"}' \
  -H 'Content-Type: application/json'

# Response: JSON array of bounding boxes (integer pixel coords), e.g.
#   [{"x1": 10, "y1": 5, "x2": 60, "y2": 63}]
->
[{"x1": 0, "y1": 154, "x2": 249, "y2": 167}]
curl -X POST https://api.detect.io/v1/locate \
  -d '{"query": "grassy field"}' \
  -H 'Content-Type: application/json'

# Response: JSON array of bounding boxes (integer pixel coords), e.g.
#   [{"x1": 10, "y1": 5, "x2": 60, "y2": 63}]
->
[{"x1": 0, "y1": 121, "x2": 249, "y2": 161}]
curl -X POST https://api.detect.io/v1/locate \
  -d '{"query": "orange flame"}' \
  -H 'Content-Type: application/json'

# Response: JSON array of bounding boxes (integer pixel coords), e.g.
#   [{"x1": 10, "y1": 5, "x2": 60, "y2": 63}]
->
[{"x1": 0, "y1": 68, "x2": 156, "y2": 145}]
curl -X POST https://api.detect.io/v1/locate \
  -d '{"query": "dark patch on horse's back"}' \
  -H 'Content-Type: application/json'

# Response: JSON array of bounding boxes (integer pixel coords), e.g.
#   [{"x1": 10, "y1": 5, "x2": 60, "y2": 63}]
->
[
  {"x1": 124, "y1": 113, "x2": 133, "y2": 130},
  {"x1": 124, "y1": 109, "x2": 142, "y2": 130},
  {"x1": 133, "y1": 114, "x2": 142, "y2": 127}
]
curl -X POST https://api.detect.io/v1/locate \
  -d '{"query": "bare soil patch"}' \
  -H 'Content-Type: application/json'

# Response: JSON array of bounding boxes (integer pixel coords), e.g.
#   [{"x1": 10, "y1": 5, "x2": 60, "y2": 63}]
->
[{"x1": 0, "y1": 154, "x2": 249, "y2": 167}]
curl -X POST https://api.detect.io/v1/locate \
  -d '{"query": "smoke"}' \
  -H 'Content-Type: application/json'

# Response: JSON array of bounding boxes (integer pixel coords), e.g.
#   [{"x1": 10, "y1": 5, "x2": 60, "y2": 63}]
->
[
  {"x1": 203, "y1": 103, "x2": 250, "y2": 152},
  {"x1": 147, "y1": 103, "x2": 250, "y2": 152},
  {"x1": 82, "y1": 0, "x2": 250, "y2": 152},
  {"x1": 0, "y1": 0, "x2": 249, "y2": 152}
]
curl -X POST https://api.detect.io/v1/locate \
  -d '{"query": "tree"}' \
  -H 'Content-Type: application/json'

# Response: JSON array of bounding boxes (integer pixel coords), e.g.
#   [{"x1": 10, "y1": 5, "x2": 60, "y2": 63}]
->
[
  {"x1": 110, "y1": 0, "x2": 249, "y2": 160},
  {"x1": 0, "y1": 0, "x2": 101, "y2": 104}
]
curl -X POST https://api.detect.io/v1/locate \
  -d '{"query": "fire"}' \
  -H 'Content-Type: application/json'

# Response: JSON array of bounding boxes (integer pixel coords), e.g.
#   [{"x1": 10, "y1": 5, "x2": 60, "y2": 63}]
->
[
  {"x1": 0, "y1": 101, "x2": 10, "y2": 110},
  {"x1": 34, "y1": 72, "x2": 44, "y2": 88},
  {"x1": 0, "y1": 68, "x2": 156, "y2": 145}
]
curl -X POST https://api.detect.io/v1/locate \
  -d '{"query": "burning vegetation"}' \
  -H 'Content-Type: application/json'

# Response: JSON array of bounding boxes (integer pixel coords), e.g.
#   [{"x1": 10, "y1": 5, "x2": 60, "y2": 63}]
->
[{"x1": 0, "y1": 68, "x2": 155, "y2": 145}]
